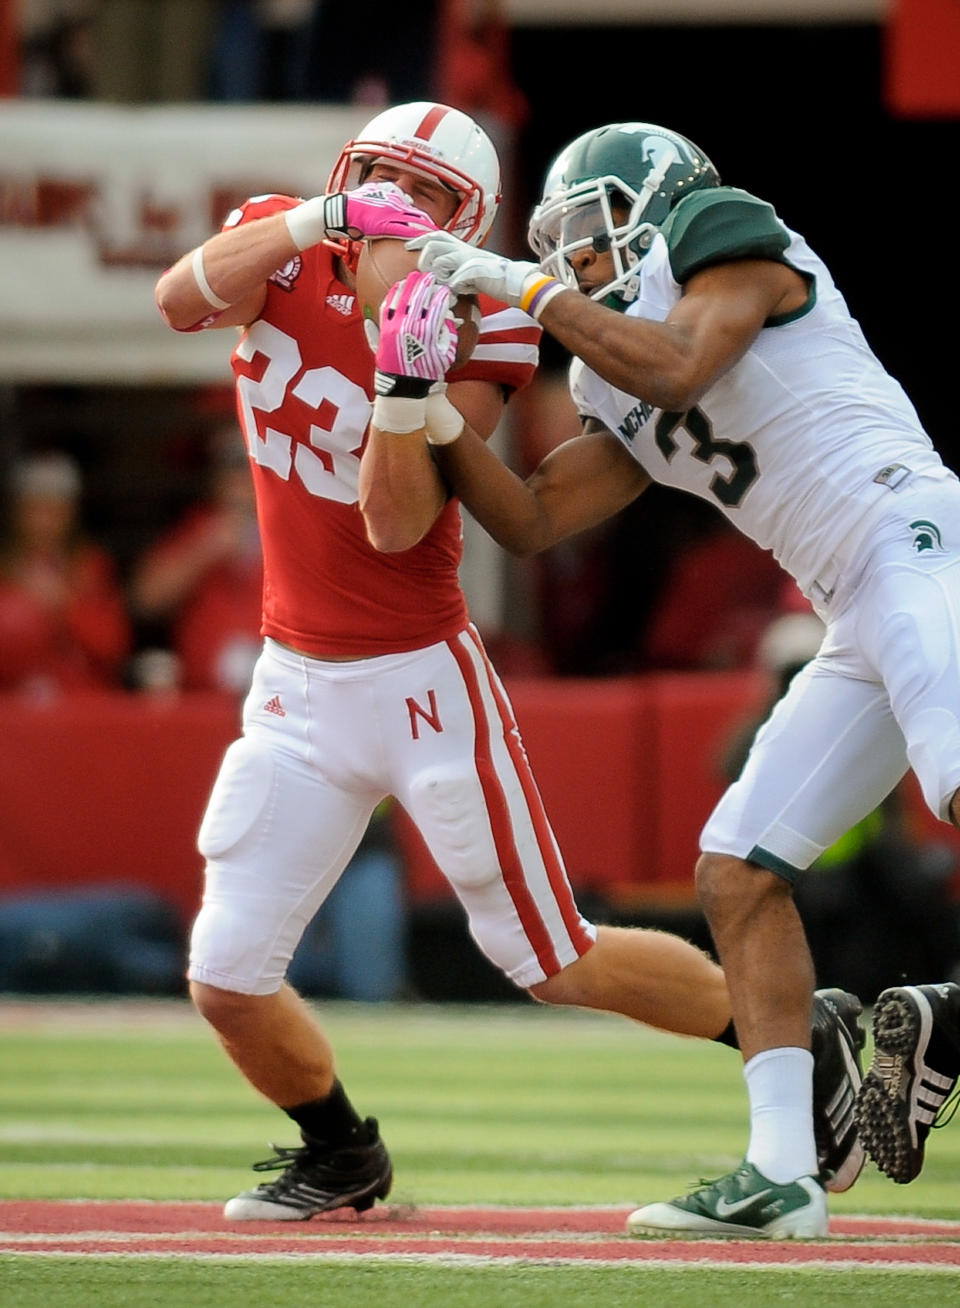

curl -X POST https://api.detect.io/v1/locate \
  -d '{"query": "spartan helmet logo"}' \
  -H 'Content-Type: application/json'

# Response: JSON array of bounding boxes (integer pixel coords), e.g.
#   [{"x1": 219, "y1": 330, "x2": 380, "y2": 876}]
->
[{"x1": 910, "y1": 519, "x2": 944, "y2": 553}]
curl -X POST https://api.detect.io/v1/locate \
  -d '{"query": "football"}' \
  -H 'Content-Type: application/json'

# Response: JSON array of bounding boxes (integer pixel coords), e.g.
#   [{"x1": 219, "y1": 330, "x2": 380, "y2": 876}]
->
[{"x1": 356, "y1": 237, "x2": 479, "y2": 368}]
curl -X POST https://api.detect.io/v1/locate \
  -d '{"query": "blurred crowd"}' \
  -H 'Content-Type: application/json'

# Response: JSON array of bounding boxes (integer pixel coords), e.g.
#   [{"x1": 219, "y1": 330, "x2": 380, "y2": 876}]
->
[
  {"x1": 3, "y1": 0, "x2": 830, "y2": 696},
  {"x1": 0, "y1": 436, "x2": 262, "y2": 699},
  {"x1": 2, "y1": 0, "x2": 832, "y2": 696},
  {"x1": 17, "y1": 1, "x2": 527, "y2": 121},
  {"x1": 0, "y1": 423, "x2": 822, "y2": 701},
  {"x1": 14, "y1": 1, "x2": 530, "y2": 251}
]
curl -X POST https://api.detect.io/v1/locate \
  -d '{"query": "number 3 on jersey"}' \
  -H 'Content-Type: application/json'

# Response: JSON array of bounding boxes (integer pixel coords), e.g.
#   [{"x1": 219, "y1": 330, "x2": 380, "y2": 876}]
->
[
  {"x1": 655, "y1": 406, "x2": 758, "y2": 508},
  {"x1": 235, "y1": 320, "x2": 372, "y2": 504}
]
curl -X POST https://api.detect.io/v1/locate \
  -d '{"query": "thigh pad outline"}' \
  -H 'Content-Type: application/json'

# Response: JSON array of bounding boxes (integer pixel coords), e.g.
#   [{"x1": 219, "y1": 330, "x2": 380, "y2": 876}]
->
[
  {"x1": 197, "y1": 737, "x2": 275, "y2": 862},
  {"x1": 406, "y1": 763, "x2": 501, "y2": 891}
]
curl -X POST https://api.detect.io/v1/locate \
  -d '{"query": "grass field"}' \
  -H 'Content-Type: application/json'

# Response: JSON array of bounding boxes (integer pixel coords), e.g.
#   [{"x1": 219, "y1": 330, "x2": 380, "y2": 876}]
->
[{"x1": 2, "y1": 996, "x2": 959, "y2": 1304}]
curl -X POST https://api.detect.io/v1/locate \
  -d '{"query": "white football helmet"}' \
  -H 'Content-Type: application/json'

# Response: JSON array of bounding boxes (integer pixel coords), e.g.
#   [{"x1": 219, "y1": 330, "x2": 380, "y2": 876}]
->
[{"x1": 326, "y1": 101, "x2": 501, "y2": 247}]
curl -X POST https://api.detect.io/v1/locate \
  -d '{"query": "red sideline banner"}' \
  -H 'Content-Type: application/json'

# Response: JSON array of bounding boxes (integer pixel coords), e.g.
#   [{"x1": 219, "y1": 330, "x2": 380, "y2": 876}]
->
[
  {"x1": 885, "y1": 0, "x2": 960, "y2": 117},
  {"x1": 0, "y1": 101, "x2": 370, "y2": 383}
]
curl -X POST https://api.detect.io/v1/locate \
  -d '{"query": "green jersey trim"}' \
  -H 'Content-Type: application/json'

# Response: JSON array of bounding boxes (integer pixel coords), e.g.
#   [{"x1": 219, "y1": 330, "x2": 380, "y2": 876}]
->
[
  {"x1": 747, "y1": 843, "x2": 801, "y2": 884},
  {"x1": 663, "y1": 187, "x2": 790, "y2": 283},
  {"x1": 662, "y1": 187, "x2": 815, "y2": 324},
  {"x1": 766, "y1": 278, "x2": 817, "y2": 326}
]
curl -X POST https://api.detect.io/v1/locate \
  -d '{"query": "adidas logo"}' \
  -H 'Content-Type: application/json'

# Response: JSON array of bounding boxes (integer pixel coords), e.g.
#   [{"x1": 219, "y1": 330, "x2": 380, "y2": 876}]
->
[
  {"x1": 916, "y1": 1064, "x2": 955, "y2": 1124},
  {"x1": 403, "y1": 333, "x2": 427, "y2": 364},
  {"x1": 326, "y1": 292, "x2": 355, "y2": 316},
  {"x1": 263, "y1": 694, "x2": 286, "y2": 717}
]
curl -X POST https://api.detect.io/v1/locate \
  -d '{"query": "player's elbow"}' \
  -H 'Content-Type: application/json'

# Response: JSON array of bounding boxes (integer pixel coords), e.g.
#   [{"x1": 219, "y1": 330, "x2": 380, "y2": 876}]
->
[
  {"x1": 361, "y1": 502, "x2": 428, "y2": 554},
  {"x1": 155, "y1": 292, "x2": 188, "y2": 331},
  {"x1": 652, "y1": 377, "x2": 706, "y2": 412},
  {"x1": 366, "y1": 521, "x2": 424, "y2": 554},
  {"x1": 500, "y1": 531, "x2": 543, "y2": 559},
  {"x1": 628, "y1": 361, "x2": 703, "y2": 413},
  {"x1": 155, "y1": 271, "x2": 203, "y2": 332}
]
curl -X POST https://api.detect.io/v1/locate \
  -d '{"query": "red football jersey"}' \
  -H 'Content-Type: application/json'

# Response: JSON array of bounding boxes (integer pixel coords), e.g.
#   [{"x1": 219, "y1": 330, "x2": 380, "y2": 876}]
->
[{"x1": 223, "y1": 195, "x2": 540, "y2": 657}]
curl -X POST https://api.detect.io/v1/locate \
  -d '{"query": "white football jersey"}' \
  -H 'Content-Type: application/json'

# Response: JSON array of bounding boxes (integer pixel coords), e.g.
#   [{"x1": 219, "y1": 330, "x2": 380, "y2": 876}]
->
[{"x1": 570, "y1": 190, "x2": 946, "y2": 600}]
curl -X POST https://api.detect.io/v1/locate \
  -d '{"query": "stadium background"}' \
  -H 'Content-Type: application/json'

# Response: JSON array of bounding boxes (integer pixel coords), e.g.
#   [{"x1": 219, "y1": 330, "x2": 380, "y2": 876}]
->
[{"x1": 1, "y1": 0, "x2": 959, "y2": 1001}]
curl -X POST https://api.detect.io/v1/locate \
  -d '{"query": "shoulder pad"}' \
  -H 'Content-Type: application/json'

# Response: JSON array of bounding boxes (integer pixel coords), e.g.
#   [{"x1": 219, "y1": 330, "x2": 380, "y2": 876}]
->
[
  {"x1": 222, "y1": 193, "x2": 299, "y2": 231},
  {"x1": 661, "y1": 187, "x2": 790, "y2": 283}
]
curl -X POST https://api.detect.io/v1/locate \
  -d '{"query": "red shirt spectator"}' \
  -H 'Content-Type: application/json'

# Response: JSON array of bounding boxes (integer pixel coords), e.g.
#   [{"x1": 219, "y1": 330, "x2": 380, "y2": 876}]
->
[
  {"x1": 131, "y1": 449, "x2": 262, "y2": 693},
  {"x1": 0, "y1": 453, "x2": 131, "y2": 697}
]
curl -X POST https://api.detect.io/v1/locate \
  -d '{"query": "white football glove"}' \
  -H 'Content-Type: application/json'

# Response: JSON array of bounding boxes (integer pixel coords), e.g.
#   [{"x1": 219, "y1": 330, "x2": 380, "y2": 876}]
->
[{"x1": 407, "y1": 231, "x2": 566, "y2": 320}]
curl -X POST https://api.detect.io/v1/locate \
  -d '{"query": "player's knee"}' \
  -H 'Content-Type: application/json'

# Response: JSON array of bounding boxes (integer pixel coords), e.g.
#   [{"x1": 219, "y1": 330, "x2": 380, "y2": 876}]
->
[
  {"x1": 694, "y1": 851, "x2": 735, "y2": 909},
  {"x1": 527, "y1": 968, "x2": 578, "y2": 1008},
  {"x1": 189, "y1": 979, "x2": 264, "y2": 1033},
  {"x1": 525, "y1": 937, "x2": 600, "y2": 1008},
  {"x1": 695, "y1": 851, "x2": 785, "y2": 921},
  {"x1": 408, "y1": 764, "x2": 501, "y2": 890}
]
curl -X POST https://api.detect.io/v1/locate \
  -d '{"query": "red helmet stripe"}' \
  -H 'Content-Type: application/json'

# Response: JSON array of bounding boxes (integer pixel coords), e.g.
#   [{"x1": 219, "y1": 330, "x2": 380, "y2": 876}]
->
[{"x1": 414, "y1": 105, "x2": 450, "y2": 141}]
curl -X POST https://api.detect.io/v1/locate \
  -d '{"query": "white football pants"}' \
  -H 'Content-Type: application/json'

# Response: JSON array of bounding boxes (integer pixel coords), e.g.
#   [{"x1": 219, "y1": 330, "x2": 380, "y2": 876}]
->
[
  {"x1": 703, "y1": 473, "x2": 960, "y2": 878},
  {"x1": 189, "y1": 629, "x2": 595, "y2": 994}
]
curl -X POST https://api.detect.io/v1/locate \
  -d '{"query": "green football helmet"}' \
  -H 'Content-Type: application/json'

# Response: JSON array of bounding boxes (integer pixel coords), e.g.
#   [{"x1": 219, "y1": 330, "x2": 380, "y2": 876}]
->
[{"x1": 528, "y1": 123, "x2": 720, "y2": 309}]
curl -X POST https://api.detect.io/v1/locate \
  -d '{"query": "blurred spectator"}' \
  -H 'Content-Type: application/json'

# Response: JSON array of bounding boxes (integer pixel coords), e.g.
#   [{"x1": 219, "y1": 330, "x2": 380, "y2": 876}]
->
[
  {"x1": 88, "y1": 0, "x2": 218, "y2": 102},
  {"x1": 297, "y1": 1, "x2": 438, "y2": 106},
  {"x1": 435, "y1": 1, "x2": 527, "y2": 130},
  {"x1": 435, "y1": 1, "x2": 528, "y2": 251},
  {"x1": 207, "y1": 0, "x2": 316, "y2": 102},
  {"x1": 18, "y1": 0, "x2": 94, "y2": 98},
  {"x1": 431, "y1": 1, "x2": 531, "y2": 249},
  {"x1": 0, "y1": 452, "x2": 132, "y2": 698},
  {"x1": 720, "y1": 604, "x2": 827, "y2": 784},
  {"x1": 130, "y1": 436, "x2": 262, "y2": 694}
]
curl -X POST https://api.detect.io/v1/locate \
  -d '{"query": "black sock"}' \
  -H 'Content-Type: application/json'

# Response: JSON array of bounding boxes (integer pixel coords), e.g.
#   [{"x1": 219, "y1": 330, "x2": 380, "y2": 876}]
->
[
  {"x1": 713, "y1": 1019, "x2": 739, "y2": 1049},
  {"x1": 284, "y1": 1080, "x2": 371, "y2": 1149}
]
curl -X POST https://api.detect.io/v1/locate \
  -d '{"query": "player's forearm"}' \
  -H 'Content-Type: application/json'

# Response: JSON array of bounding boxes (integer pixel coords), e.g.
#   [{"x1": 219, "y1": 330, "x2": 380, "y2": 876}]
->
[
  {"x1": 432, "y1": 427, "x2": 556, "y2": 557},
  {"x1": 155, "y1": 214, "x2": 297, "y2": 330},
  {"x1": 360, "y1": 427, "x2": 448, "y2": 553},
  {"x1": 537, "y1": 293, "x2": 700, "y2": 412}
]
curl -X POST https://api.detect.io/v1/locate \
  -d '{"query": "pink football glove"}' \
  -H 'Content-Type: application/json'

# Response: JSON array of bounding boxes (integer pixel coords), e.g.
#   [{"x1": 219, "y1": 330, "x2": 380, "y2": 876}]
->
[
  {"x1": 328, "y1": 181, "x2": 438, "y2": 241},
  {"x1": 374, "y1": 271, "x2": 459, "y2": 399},
  {"x1": 286, "y1": 182, "x2": 439, "y2": 252}
]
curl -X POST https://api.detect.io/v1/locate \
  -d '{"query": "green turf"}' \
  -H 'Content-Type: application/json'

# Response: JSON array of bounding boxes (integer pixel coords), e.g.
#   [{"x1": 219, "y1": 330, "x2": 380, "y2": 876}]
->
[
  {"x1": 0, "y1": 1257, "x2": 957, "y2": 1308},
  {"x1": 2, "y1": 997, "x2": 959, "y2": 1304},
  {"x1": 2, "y1": 998, "x2": 959, "y2": 1212}
]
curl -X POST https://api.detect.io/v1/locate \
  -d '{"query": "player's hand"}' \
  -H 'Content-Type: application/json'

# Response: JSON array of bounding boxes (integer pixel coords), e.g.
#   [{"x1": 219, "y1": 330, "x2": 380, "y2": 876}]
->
[
  {"x1": 409, "y1": 231, "x2": 566, "y2": 320},
  {"x1": 409, "y1": 230, "x2": 532, "y2": 301},
  {"x1": 375, "y1": 271, "x2": 459, "y2": 397},
  {"x1": 371, "y1": 272, "x2": 460, "y2": 435},
  {"x1": 286, "y1": 182, "x2": 438, "y2": 251},
  {"x1": 329, "y1": 181, "x2": 439, "y2": 240}
]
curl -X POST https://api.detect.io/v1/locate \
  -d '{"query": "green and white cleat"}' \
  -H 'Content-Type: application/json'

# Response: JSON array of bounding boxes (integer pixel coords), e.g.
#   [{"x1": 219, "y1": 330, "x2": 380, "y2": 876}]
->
[{"x1": 627, "y1": 1161, "x2": 828, "y2": 1239}]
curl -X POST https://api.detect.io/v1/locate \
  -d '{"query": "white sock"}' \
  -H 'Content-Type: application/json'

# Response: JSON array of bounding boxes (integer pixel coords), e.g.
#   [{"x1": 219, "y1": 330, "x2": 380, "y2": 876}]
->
[{"x1": 743, "y1": 1047, "x2": 817, "y2": 1183}]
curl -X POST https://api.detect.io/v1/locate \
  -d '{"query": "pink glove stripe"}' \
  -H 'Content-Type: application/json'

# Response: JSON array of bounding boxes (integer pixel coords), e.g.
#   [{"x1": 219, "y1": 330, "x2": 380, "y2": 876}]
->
[
  {"x1": 344, "y1": 182, "x2": 438, "y2": 239},
  {"x1": 376, "y1": 271, "x2": 459, "y2": 381}
]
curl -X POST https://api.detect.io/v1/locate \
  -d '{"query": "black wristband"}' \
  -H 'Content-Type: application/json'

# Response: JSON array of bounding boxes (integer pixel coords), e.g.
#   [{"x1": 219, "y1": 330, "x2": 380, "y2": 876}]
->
[
  {"x1": 373, "y1": 370, "x2": 432, "y2": 400},
  {"x1": 322, "y1": 192, "x2": 348, "y2": 238}
]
